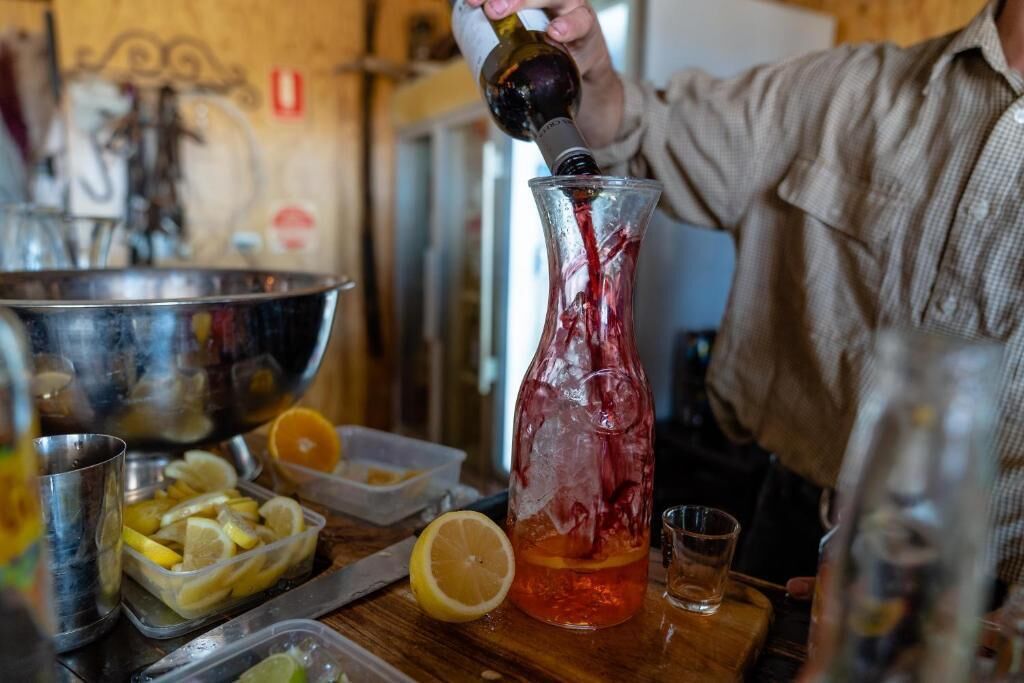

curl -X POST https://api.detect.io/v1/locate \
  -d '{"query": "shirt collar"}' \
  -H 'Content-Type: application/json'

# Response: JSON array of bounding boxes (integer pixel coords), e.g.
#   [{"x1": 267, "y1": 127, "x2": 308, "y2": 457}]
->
[{"x1": 925, "y1": 0, "x2": 1014, "y2": 94}]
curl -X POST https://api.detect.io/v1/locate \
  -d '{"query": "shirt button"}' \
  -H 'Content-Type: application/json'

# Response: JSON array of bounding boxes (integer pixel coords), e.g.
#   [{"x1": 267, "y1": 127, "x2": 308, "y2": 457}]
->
[
  {"x1": 970, "y1": 199, "x2": 990, "y2": 220},
  {"x1": 1015, "y1": 108, "x2": 1024, "y2": 124},
  {"x1": 936, "y1": 295, "x2": 957, "y2": 316}
]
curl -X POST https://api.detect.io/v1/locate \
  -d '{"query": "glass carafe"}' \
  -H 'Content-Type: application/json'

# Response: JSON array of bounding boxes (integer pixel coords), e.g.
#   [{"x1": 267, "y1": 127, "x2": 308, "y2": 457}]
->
[
  {"x1": 507, "y1": 176, "x2": 662, "y2": 629},
  {"x1": 803, "y1": 329, "x2": 1003, "y2": 682}
]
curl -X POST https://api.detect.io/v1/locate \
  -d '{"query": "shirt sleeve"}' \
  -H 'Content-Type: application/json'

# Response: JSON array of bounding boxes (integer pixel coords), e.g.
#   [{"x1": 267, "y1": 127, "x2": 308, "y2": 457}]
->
[{"x1": 594, "y1": 48, "x2": 853, "y2": 232}]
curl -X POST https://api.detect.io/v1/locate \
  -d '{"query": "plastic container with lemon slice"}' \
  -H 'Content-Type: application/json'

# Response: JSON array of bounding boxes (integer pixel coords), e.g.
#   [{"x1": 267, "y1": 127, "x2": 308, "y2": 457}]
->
[
  {"x1": 152, "y1": 619, "x2": 412, "y2": 682},
  {"x1": 123, "y1": 480, "x2": 325, "y2": 624},
  {"x1": 274, "y1": 426, "x2": 466, "y2": 526}
]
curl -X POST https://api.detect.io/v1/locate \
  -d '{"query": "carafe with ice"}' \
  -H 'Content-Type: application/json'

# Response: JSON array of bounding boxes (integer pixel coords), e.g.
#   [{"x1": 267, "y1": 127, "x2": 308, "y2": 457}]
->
[{"x1": 508, "y1": 176, "x2": 662, "y2": 629}]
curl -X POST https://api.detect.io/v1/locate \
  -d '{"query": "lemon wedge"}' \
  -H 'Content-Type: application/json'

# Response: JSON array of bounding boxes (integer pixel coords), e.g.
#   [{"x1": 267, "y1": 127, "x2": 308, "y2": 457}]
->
[
  {"x1": 409, "y1": 511, "x2": 514, "y2": 623},
  {"x1": 183, "y1": 450, "x2": 239, "y2": 492},
  {"x1": 227, "y1": 498, "x2": 260, "y2": 521},
  {"x1": 161, "y1": 492, "x2": 232, "y2": 527},
  {"x1": 182, "y1": 517, "x2": 236, "y2": 570},
  {"x1": 125, "y1": 498, "x2": 175, "y2": 535},
  {"x1": 123, "y1": 526, "x2": 183, "y2": 569},
  {"x1": 258, "y1": 497, "x2": 305, "y2": 538},
  {"x1": 150, "y1": 519, "x2": 189, "y2": 549},
  {"x1": 167, "y1": 480, "x2": 201, "y2": 501},
  {"x1": 217, "y1": 507, "x2": 259, "y2": 550}
]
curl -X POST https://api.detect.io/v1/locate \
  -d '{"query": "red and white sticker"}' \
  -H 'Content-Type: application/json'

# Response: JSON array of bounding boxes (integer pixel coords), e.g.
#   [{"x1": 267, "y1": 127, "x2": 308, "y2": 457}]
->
[
  {"x1": 268, "y1": 201, "x2": 318, "y2": 253},
  {"x1": 270, "y1": 68, "x2": 304, "y2": 120}
]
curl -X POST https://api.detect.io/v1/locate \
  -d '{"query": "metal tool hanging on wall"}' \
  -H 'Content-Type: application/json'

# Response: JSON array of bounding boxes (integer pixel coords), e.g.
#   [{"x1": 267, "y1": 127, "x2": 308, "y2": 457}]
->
[{"x1": 66, "y1": 31, "x2": 258, "y2": 265}]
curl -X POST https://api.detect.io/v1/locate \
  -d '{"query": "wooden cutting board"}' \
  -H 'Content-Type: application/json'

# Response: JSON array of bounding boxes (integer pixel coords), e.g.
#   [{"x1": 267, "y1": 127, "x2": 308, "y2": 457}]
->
[{"x1": 323, "y1": 552, "x2": 773, "y2": 683}]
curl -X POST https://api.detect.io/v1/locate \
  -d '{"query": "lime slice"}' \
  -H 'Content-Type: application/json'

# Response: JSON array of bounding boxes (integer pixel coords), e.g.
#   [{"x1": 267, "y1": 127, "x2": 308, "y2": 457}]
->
[{"x1": 237, "y1": 653, "x2": 306, "y2": 683}]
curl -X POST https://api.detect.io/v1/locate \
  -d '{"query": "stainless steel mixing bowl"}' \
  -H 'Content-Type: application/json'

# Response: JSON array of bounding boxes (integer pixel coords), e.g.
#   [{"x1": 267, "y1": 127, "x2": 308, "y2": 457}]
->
[{"x1": 0, "y1": 268, "x2": 353, "y2": 452}]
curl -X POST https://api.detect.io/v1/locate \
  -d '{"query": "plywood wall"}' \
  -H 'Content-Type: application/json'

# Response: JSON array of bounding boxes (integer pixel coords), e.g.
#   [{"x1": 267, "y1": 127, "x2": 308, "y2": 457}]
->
[
  {"x1": 781, "y1": 0, "x2": 988, "y2": 45},
  {"x1": 51, "y1": 0, "x2": 369, "y2": 426},
  {"x1": 0, "y1": 0, "x2": 50, "y2": 32}
]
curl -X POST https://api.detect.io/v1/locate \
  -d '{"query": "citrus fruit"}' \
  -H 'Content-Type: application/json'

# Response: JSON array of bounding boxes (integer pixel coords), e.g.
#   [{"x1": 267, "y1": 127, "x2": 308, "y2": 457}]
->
[
  {"x1": 258, "y1": 497, "x2": 305, "y2": 538},
  {"x1": 223, "y1": 543, "x2": 267, "y2": 585},
  {"x1": 409, "y1": 511, "x2": 515, "y2": 623},
  {"x1": 124, "y1": 498, "x2": 175, "y2": 535},
  {"x1": 151, "y1": 519, "x2": 188, "y2": 549},
  {"x1": 268, "y1": 408, "x2": 341, "y2": 472},
  {"x1": 164, "y1": 460, "x2": 204, "y2": 490},
  {"x1": 182, "y1": 517, "x2": 235, "y2": 570},
  {"x1": 174, "y1": 586, "x2": 232, "y2": 618},
  {"x1": 183, "y1": 450, "x2": 238, "y2": 492},
  {"x1": 167, "y1": 480, "x2": 201, "y2": 501},
  {"x1": 237, "y1": 653, "x2": 306, "y2": 683},
  {"x1": 366, "y1": 467, "x2": 402, "y2": 486},
  {"x1": 161, "y1": 491, "x2": 232, "y2": 527},
  {"x1": 123, "y1": 526, "x2": 183, "y2": 569},
  {"x1": 227, "y1": 497, "x2": 260, "y2": 521},
  {"x1": 217, "y1": 507, "x2": 259, "y2": 549}
]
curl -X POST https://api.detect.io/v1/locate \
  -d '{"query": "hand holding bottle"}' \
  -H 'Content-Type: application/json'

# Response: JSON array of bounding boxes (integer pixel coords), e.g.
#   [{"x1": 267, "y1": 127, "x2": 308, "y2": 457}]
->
[{"x1": 465, "y1": 0, "x2": 625, "y2": 149}]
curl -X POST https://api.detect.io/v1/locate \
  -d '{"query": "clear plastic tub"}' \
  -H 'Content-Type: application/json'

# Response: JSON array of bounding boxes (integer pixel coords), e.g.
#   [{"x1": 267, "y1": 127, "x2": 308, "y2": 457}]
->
[
  {"x1": 123, "y1": 481, "x2": 325, "y2": 620},
  {"x1": 276, "y1": 426, "x2": 466, "y2": 526},
  {"x1": 154, "y1": 618, "x2": 412, "y2": 682}
]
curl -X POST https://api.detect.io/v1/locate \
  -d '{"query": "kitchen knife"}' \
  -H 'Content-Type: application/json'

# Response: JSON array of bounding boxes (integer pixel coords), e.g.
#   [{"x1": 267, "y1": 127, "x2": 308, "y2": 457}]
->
[{"x1": 137, "y1": 490, "x2": 509, "y2": 681}]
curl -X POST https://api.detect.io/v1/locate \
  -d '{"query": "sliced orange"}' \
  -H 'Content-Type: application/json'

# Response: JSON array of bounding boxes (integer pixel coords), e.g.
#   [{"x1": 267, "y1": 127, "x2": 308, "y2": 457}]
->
[{"x1": 268, "y1": 408, "x2": 341, "y2": 472}]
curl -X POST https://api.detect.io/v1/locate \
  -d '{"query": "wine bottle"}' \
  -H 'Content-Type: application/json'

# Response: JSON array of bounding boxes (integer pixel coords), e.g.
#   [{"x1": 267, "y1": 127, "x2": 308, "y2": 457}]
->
[{"x1": 450, "y1": 0, "x2": 601, "y2": 176}]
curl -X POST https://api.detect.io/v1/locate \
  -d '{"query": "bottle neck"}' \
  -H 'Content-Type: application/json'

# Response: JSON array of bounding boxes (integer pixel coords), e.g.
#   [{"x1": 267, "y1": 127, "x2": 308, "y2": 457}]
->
[{"x1": 531, "y1": 116, "x2": 601, "y2": 176}]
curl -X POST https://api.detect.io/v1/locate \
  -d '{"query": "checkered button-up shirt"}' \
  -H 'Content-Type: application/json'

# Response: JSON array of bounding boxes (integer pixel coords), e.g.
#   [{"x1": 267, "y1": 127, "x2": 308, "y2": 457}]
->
[{"x1": 597, "y1": 1, "x2": 1024, "y2": 581}]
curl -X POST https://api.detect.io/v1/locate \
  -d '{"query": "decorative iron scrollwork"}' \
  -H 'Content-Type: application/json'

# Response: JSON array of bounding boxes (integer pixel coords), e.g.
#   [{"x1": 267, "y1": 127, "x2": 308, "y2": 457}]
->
[{"x1": 69, "y1": 30, "x2": 260, "y2": 108}]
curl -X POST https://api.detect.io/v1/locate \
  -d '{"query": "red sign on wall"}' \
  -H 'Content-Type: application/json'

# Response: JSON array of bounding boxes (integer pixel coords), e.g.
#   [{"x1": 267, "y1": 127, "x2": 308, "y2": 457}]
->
[
  {"x1": 269, "y1": 201, "x2": 318, "y2": 253},
  {"x1": 270, "y1": 68, "x2": 304, "y2": 120}
]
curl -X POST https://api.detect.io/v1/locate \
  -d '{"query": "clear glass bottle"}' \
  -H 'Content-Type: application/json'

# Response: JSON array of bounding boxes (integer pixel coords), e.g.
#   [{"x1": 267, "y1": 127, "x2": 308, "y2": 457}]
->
[
  {"x1": 803, "y1": 330, "x2": 1003, "y2": 682},
  {"x1": 0, "y1": 310, "x2": 54, "y2": 681},
  {"x1": 507, "y1": 176, "x2": 662, "y2": 629}
]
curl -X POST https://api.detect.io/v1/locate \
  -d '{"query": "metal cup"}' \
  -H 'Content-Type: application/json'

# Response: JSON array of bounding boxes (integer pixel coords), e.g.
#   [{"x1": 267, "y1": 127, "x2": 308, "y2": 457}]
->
[{"x1": 36, "y1": 434, "x2": 126, "y2": 652}]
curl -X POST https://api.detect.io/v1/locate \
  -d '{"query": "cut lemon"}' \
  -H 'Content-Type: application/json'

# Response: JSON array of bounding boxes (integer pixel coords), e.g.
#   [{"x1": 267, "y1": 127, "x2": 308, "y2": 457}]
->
[
  {"x1": 174, "y1": 586, "x2": 232, "y2": 618},
  {"x1": 183, "y1": 450, "x2": 238, "y2": 492},
  {"x1": 123, "y1": 526, "x2": 183, "y2": 569},
  {"x1": 161, "y1": 492, "x2": 232, "y2": 527},
  {"x1": 151, "y1": 519, "x2": 189, "y2": 549},
  {"x1": 268, "y1": 408, "x2": 341, "y2": 472},
  {"x1": 164, "y1": 460, "x2": 204, "y2": 490},
  {"x1": 227, "y1": 498, "x2": 260, "y2": 521},
  {"x1": 167, "y1": 480, "x2": 201, "y2": 501},
  {"x1": 224, "y1": 543, "x2": 267, "y2": 585},
  {"x1": 237, "y1": 653, "x2": 306, "y2": 683},
  {"x1": 182, "y1": 517, "x2": 236, "y2": 570},
  {"x1": 409, "y1": 511, "x2": 514, "y2": 623},
  {"x1": 125, "y1": 498, "x2": 175, "y2": 536},
  {"x1": 217, "y1": 507, "x2": 259, "y2": 549},
  {"x1": 258, "y1": 497, "x2": 305, "y2": 538}
]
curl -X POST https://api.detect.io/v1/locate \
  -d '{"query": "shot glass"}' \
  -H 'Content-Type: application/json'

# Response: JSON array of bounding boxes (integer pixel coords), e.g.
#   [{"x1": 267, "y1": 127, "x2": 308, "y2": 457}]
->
[{"x1": 662, "y1": 505, "x2": 740, "y2": 615}]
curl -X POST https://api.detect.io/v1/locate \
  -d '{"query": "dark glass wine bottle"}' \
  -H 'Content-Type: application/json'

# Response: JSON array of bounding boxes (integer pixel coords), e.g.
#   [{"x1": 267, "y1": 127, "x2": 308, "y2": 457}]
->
[{"x1": 450, "y1": 0, "x2": 601, "y2": 176}]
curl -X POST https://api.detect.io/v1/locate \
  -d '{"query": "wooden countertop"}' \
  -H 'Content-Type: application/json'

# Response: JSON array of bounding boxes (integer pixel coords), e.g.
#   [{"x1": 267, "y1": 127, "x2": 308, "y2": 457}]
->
[{"x1": 57, "y1": 467, "x2": 811, "y2": 682}]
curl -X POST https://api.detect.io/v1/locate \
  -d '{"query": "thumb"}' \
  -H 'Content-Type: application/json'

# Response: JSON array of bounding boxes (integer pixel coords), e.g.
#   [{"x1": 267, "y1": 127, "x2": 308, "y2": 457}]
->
[{"x1": 786, "y1": 576, "x2": 816, "y2": 601}]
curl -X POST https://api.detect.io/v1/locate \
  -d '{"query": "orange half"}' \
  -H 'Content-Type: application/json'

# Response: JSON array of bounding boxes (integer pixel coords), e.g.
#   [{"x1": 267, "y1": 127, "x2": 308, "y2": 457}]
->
[{"x1": 268, "y1": 408, "x2": 341, "y2": 472}]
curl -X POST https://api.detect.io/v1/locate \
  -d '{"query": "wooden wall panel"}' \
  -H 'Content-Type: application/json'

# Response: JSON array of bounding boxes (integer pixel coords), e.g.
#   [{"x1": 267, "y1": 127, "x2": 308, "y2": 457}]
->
[
  {"x1": 781, "y1": 0, "x2": 987, "y2": 45},
  {"x1": 0, "y1": 0, "x2": 50, "y2": 32},
  {"x1": 52, "y1": 0, "x2": 369, "y2": 426}
]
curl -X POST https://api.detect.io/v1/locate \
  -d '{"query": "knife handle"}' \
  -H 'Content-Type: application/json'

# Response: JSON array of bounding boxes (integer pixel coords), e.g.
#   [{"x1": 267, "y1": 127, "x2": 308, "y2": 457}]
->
[{"x1": 461, "y1": 490, "x2": 509, "y2": 524}]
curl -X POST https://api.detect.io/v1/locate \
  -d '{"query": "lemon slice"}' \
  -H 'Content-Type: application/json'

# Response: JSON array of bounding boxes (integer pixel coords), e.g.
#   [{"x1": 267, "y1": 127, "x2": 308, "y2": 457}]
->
[
  {"x1": 409, "y1": 511, "x2": 514, "y2": 623},
  {"x1": 258, "y1": 497, "x2": 305, "y2": 538},
  {"x1": 182, "y1": 517, "x2": 236, "y2": 570},
  {"x1": 154, "y1": 489, "x2": 169, "y2": 500},
  {"x1": 224, "y1": 542, "x2": 267, "y2": 584},
  {"x1": 174, "y1": 586, "x2": 233, "y2": 618},
  {"x1": 237, "y1": 653, "x2": 307, "y2": 683},
  {"x1": 151, "y1": 519, "x2": 189, "y2": 549},
  {"x1": 167, "y1": 480, "x2": 201, "y2": 501},
  {"x1": 164, "y1": 460, "x2": 204, "y2": 490},
  {"x1": 217, "y1": 507, "x2": 259, "y2": 550},
  {"x1": 124, "y1": 526, "x2": 183, "y2": 569},
  {"x1": 161, "y1": 492, "x2": 232, "y2": 527},
  {"x1": 184, "y1": 450, "x2": 239, "y2": 492},
  {"x1": 227, "y1": 498, "x2": 260, "y2": 521},
  {"x1": 125, "y1": 498, "x2": 176, "y2": 535}
]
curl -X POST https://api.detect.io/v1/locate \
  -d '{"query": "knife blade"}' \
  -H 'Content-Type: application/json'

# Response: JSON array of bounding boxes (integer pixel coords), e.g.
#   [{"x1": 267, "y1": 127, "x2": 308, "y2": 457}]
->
[{"x1": 137, "y1": 536, "x2": 416, "y2": 681}]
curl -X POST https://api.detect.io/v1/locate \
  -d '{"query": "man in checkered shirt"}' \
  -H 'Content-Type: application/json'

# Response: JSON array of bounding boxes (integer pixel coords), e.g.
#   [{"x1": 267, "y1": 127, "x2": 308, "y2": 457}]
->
[{"x1": 469, "y1": 0, "x2": 1024, "y2": 593}]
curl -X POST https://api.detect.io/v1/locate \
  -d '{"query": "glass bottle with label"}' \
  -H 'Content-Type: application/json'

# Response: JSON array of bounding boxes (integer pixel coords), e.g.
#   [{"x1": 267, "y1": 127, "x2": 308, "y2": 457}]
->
[
  {"x1": 449, "y1": 0, "x2": 601, "y2": 175},
  {"x1": 0, "y1": 310, "x2": 54, "y2": 681},
  {"x1": 803, "y1": 330, "x2": 1003, "y2": 682}
]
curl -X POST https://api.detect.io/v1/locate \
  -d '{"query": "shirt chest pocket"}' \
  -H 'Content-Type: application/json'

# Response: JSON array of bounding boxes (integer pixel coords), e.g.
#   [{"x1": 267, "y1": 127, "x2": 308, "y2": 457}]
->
[{"x1": 775, "y1": 157, "x2": 908, "y2": 338}]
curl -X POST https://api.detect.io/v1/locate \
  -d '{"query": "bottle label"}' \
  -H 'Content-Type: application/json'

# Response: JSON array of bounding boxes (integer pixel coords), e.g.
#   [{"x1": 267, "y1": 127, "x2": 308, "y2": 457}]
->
[
  {"x1": 536, "y1": 117, "x2": 592, "y2": 173},
  {"x1": 451, "y1": 0, "x2": 550, "y2": 82}
]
